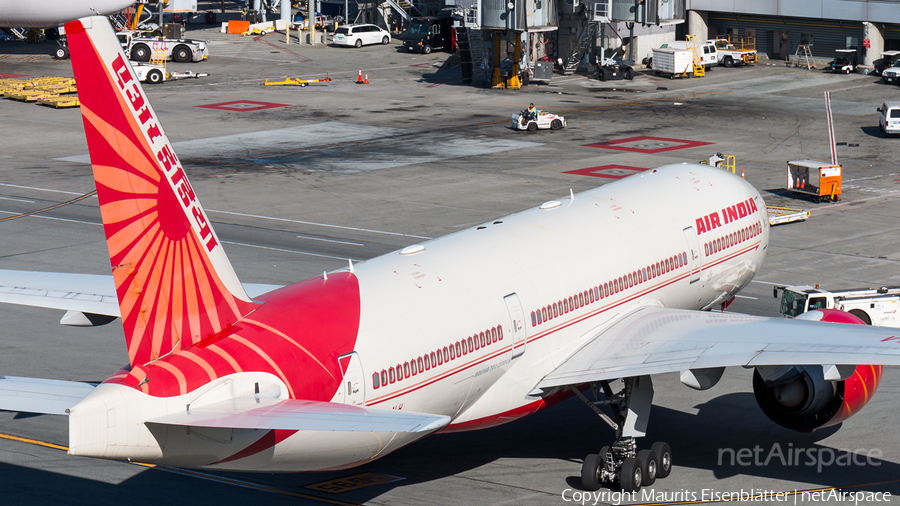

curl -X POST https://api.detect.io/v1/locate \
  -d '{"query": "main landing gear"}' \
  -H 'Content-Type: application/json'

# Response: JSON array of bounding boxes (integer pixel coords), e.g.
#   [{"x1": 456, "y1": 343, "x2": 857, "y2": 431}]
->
[{"x1": 570, "y1": 376, "x2": 673, "y2": 492}]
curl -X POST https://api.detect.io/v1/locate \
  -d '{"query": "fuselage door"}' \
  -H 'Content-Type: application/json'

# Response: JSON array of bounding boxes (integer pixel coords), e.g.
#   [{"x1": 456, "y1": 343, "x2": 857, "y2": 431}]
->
[
  {"x1": 683, "y1": 226, "x2": 702, "y2": 283},
  {"x1": 337, "y1": 352, "x2": 365, "y2": 405},
  {"x1": 504, "y1": 293, "x2": 527, "y2": 358}
]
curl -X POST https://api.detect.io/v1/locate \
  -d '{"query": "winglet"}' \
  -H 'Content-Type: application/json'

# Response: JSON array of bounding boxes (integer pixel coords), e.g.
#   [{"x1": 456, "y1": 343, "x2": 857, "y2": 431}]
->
[{"x1": 66, "y1": 17, "x2": 258, "y2": 366}]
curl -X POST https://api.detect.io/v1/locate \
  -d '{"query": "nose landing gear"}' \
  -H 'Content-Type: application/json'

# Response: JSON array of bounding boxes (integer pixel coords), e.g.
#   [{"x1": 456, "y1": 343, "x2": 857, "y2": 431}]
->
[{"x1": 571, "y1": 376, "x2": 673, "y2": 492}]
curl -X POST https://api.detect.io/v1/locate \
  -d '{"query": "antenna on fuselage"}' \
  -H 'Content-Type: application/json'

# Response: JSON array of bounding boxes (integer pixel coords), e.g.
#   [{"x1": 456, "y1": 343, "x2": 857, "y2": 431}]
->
[{"x1": 569, "y1": 188, "x2": 575, "y2": 206}]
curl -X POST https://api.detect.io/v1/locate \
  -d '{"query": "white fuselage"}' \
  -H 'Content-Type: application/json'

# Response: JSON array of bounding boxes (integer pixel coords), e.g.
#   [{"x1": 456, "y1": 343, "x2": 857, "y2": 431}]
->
[
  {"x1": 0, "y1": 0, "x2": 134, "y2": 28},
  {"x1": 70, "y1": 163, "x2": 769, "y2": 471}
]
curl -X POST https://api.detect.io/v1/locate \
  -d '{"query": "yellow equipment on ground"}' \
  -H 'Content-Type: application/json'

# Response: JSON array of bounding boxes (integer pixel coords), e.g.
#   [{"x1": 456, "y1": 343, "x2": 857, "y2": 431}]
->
[
  {"x1": 262, "y1": 75, "x2": 332, "y2": 86},
  {"x1": 700, "y1": 153, "x2": 735, "y2": 173},
  {"x1": 685, "y1": 34, "x2": 705, "y2": 77}
]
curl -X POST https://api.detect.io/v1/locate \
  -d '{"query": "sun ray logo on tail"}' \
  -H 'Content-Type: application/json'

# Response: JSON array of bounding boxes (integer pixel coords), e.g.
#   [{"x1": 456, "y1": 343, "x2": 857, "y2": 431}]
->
[{"x1": 65, "y1": 17, "x2": 257, "y2": 366}]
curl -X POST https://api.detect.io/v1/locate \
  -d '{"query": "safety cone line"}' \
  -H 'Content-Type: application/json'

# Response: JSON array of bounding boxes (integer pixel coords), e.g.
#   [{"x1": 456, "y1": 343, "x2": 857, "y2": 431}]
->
[
  {"x1": 357, "y1": 69, "x2": 362, "y2": 83},
  {"x1": 364, "y1": 73, "x2": 369, "y2": 85}
]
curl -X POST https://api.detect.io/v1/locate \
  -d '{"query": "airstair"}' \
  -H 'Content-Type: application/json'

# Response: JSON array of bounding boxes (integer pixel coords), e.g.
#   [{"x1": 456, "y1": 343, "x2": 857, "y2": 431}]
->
[
  {"x1": 563, "y1": 9, "x2": 595, "y2": 75},
  {"x1": 457, "y1": 27, "x2": 488, "y2": 86},
  {"x1": 685, "y1": 34, "x2": 704, "y2": 77}
]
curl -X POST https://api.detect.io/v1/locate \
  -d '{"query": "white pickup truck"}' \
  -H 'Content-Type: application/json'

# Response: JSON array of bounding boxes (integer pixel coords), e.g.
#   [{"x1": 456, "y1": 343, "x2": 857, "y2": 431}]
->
[
  {"x1": 116, "y1": 30, "x2": 209, "y2": 63},
  {"x1": 710, "y1": 37, "x2": 757, "y2": 67}
]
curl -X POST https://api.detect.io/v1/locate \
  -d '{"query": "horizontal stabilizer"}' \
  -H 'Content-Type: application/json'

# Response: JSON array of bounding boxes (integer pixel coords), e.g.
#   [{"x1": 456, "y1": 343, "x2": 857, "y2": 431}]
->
[
  {"x1": 537, "y1": 307, "x2": 900, "y2": 389},
  {"x1": 0, "y1": 270, "x2": 281, "y2": 318},
  {"x1": 0, "y1": 376, "x2": 97, "y2": 415},
  {"x1": 149, "y1": 395, "x2": 450, "y2": 433}
]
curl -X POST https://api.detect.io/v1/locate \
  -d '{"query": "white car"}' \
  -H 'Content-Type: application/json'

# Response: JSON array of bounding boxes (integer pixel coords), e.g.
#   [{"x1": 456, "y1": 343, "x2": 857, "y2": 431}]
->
[
  {"x1": 511, "y1": 111, "x2": 566, "y2": 131},
  {"x1": 877, "y1": 101, "x2": 900, "y2": 137},
  {"x1": 332, "y1": 24, "x2": 391, "y2": 48},
  {"x1": 882, "y1": 60, "x2": 900, "y2": 84}
]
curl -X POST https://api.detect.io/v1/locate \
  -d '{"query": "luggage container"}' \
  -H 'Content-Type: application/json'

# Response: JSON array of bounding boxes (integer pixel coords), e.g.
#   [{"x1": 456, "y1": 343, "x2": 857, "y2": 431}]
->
[{"x1": 786, "y1": 160, "x2": 841, "y2": 203}]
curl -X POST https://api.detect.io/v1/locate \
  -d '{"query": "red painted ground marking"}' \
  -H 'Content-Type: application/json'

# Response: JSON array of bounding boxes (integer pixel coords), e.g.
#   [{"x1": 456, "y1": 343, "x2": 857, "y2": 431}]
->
[
  {"x1": 564, "y1": 165, "x2": 649, "y2": 179},
  {"x1": 583, "y1": 135, "x2": 713, "y2": 153},
  {"x1": 196, "y1": 100, "x2": 289, "y2": 111},
  {"x1": 0, "y1": 72, "x2": 29, "y2": 78}
]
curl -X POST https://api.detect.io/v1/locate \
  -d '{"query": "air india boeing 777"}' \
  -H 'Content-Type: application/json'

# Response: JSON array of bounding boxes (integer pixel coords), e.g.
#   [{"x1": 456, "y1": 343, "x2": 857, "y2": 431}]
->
[{"x1": 1, "y1": 16, "x2": 899, "y2": 493}]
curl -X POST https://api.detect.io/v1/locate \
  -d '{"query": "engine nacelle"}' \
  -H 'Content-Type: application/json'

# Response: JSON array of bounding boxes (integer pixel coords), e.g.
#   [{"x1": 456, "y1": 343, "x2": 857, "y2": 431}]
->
[{"x1": 752, "y1": 309, "x2": 883, "y2": 432}]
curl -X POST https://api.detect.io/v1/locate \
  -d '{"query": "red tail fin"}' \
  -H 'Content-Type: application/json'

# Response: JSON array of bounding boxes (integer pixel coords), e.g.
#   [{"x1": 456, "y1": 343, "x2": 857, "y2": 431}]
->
[{"x1": 66, "y1": 17, "x2": 257, "y2": 366}]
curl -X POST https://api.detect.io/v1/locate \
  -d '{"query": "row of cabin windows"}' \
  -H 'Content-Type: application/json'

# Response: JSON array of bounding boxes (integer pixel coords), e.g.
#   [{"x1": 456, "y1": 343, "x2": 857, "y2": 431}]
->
[
  {"x1": 531, "y1": 251, "x2": 689, "y2": 327},
  {"x1": 704, "y1": 221, "x2": 762, "y2": 257},
  {"x1": 371, "y1": 324, "x2": 504, "y2": 389}
]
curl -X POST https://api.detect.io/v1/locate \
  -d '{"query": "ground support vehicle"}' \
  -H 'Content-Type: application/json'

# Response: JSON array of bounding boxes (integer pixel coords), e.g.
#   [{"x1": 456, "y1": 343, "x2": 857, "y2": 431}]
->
[
  {"x1": 511, "y1": 111, "x2": 566, "y2": 131},
  {"x1": 776, "y1": 285, "x2": 900, "y2": 326},
  {"x1": 117, "y1": 30, "x2": 209, "y2": 63},
  {"x1": 877, "y1": 101, "x2": 900, "y2": 136},
  {"x1": 658, "y1": 40, "x2": 718, "y2": 69},
  {"x1": 651, "y1": 48, "x2": 694, "y2": 78},
  {"x1": 132, "y1": 63, "x2": 209, "y2": 84},
  {"x1": 402, "y1": 17, "x2": 453, "y2": 54},
  {"x1": 597, "y1": 62, "x2": 634, "y2": 81},
  {"x1": 711, "y1": 37, "x2": 757, "y2": 67},
  {"x1": 786, "y1": 160, "x2": 841, "y2": 202},
  {"x1": 874, "y1": 51, "x2": 900, "y2": 75},
  {"x1": 766, "y1": 206, "x2": 809, "y2": 226},
  {"x1": 829, "y1": 49, "x2": 858, "y2": 74}
]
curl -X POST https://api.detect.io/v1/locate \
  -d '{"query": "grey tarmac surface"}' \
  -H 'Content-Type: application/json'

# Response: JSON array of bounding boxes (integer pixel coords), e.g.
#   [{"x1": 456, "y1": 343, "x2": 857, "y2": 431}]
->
[{"x1": 1, "y1": 22, "x2": 899, "y2": 506}]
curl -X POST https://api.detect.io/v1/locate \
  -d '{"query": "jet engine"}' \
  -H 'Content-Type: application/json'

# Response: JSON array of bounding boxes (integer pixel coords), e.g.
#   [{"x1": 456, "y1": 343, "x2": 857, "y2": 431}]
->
[{"x1": 752, "y1": 309, "x2": 883, "y2": 432}]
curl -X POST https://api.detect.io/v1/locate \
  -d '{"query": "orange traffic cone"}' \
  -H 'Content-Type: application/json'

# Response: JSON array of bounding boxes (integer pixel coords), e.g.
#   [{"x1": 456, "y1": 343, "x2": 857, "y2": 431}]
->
[
  {"x1": 357, "y1": 69, "x2": 363, "y2": 83},
  {"x1": 364, "y1": 73, "x2": 369, "y2": 85},
  {"x1": 741, "y1": 166, "x2": 745, "y2": 179}
]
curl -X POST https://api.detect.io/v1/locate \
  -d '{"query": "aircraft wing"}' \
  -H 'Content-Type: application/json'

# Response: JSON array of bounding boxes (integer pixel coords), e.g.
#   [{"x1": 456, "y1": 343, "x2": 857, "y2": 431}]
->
[
  {"x1": 0, "y1": 376, "x2": 97, "y2": 415},
  {"x1": 0, "y1": 270, "x2": 282, "y2": 319},
  {"x1": 536, "y1": 306, "x2": 900, "y2": 389},
  {"x1": 149, "y1": 395, "x2": 451, "y2": 433}
]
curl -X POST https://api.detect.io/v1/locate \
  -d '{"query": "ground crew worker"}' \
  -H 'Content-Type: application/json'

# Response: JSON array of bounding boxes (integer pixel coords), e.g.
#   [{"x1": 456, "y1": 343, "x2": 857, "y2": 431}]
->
[{"x1": 527, "y1": 103, "x2": 537, "y2": 121}]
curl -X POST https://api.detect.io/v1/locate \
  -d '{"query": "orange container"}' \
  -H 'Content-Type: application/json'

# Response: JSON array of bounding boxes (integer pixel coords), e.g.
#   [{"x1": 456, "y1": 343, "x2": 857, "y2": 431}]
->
[
  {"x1": 786, "y1": 160, "x2": 842, "y2": 203},
  {"x1": 227, "y1": 20, "x2": 251, "y2": 34}
]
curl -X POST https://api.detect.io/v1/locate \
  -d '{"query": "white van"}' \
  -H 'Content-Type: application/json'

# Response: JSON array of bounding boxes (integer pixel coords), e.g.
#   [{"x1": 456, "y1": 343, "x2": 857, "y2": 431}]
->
[
  {"x1": 877, "y1": 101, "x2": 900, "y2": 137},
  {"x1": 659, "y1": 40, "x2": 718, "y2": 69}
]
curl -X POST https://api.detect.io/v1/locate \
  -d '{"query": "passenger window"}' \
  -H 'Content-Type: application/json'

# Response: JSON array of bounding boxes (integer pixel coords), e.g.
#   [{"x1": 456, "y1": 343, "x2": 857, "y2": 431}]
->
[
  {"x1": 404, "y1": 362, "x2": 410, "y2": 377},
  {"x1": 474, "y1": 334, "x2": 480, "y2": 349},
  {"x1": 430, "y1": 352, "x2": 436, "y2": 367},
  {"x1": 381, "y1": 370, "x2": 387, "y2": 385},
  {"x1": 594, "y1": 287, "x2": 599, "y2": 299},
  {"x1": 542, "y1": 307, "x2": 548, "y2": 321},
  {"x1": 480, "y1": 331, "x2": 486, "y2": 347},
  {"x1": 389, "y1": 368, "x2": 395, "y2": 383},
  {"x1": 491, "y1": 327, "x2": 497, "y2": 342},
  {"x1": 569, "y1": 296, "x2": 574, "y2": 308},
  {"x1": 437, "y1": 350, "x2": 443, "y2": 365},
  {"x1": 418, "y1": 357, "x2": 424, "y2": 371},
  {"x1": 563, "y1": 299, "x2": 569, "y2": 312},
  {"x1": 397, "y1": 365, "x2": 403, "y2": 380},
  {"x1": 589, "y1": 289, "x2": 594, "y2": 303},
  {"x1": 579, "y1": 293, "x2": 585, "y2": 305},
  {"x1": 456, "y1": 342, "x2": 462, "y2": 357},
  {"x1": 449, "y1": 345, "x2": 455, "y2": 360},
  {"x1": 373, "y1": 372, "x2": 380, "y2": 389},
  {"x1": 424, "y1": 354, "x2": 430, "y2": 370},
  {"x1": 537, "y1": 310, "x2": 542, "y2": 324},
  {"x1": 443, "y1": 347, "x2": 449, "y2": 362},
  {"x1": 531, "y1": 312, "x2": 536, "y2": 326},
  {"x1": 553, "y1": 303, "x2": 558, "y2": 317},
  {"x1": 468, "y1": 336, "x2": 474, "y2": 350},
  {"x1": 498, "y1": 326, "x2": 503, "y2": 340}
]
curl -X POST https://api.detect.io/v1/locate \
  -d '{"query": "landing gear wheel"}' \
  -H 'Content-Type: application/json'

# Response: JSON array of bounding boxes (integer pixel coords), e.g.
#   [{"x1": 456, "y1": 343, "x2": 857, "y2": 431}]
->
[
  {"x1": 619, "y1": 456, "x2": 642, "y2": 492},
  {"x1": 551, "y1": 119, "x2": 562, "y2": 130},
  {"x1": 581, "y1": 453, "x2": 603, "y2": 491},
  {"x1": 651, "y1": 442, "x2": 672, "y2": 479},
  {"x1": 55, "y1": 46, "x2": 69, "y2": 59},
  {"x1": 422, "y1": 44, "x2": 432, "y2": 55},
  {"x1": 637, "y1": 449, "x2": 658, "y2": 486},
  {"x1": 526, "y1": 122, "x2": 537, "y2": 132}
]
